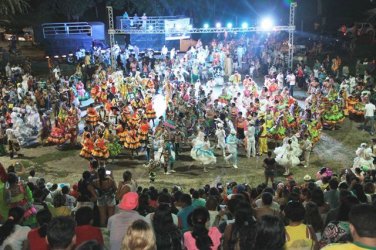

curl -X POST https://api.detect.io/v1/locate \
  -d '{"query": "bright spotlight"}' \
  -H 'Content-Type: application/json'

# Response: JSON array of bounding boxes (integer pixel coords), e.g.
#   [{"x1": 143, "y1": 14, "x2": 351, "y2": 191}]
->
[
  {"x1": 226, "y1": 23, "x2": 233, "y2": 28},
  {"x1": 241, "y1": 22, "x2": 248, "y2": 29},
  {"x1": 176, "y1": 23, "x2": 182, "y2": 30},
  {"x1": 261, "y1": 17, "x2": 274, "y2": 30},
  {"x1": 148, "y1": 25, "x2": 153, "y2": 31},
  {"x1": 203, "y1": 23, "x2": 209, "y2": 29},
  {"x1": 215, "y1": 22, "x2": 221, "y2": 28}
]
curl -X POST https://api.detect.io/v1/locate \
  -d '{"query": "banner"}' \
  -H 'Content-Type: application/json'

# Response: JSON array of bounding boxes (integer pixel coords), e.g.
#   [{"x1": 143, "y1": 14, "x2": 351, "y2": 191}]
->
[{"x1": 164, "y1": 18, "x2": 191, "y2": 40}]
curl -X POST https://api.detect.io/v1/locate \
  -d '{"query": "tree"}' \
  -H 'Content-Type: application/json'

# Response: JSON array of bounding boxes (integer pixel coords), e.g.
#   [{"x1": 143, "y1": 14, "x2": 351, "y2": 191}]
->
[
  {"x1": 49, "y1": 0, "x2": 93, "y2": 21},
  {"x1": 0, "y1": 0, "x2": 29, "y2": 16}
]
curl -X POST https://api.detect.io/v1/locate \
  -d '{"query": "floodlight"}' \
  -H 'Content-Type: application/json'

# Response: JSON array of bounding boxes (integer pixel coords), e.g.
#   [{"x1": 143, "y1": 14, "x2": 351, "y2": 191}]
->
[
  {"x1": 261, "y1": 17, "x2": 274, "y2": 30},
  {"x1": 215, "y1": 22, "x2": 221, "y2": 28},
  {"x1": 241, "y1": 22, "x2": 248, "y2": 29},
  {"x1": 176, "y1": 23, "x2": 182, "y2": 30},
  {"x1": 203, "y1": 23, "x2": 209, "y2": 29},
  {"x1": 227, "y1": 23, "x2": 233, "y2": 28},
  {"x1": 148, "y1": 25, "x2": 153, "y2": 31}
]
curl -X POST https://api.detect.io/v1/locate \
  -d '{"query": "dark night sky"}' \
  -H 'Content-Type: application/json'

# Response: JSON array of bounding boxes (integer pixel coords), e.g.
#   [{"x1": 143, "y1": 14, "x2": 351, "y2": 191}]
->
[{"x1": 27, "y1": 0, "x2": 375, "y2": 30}]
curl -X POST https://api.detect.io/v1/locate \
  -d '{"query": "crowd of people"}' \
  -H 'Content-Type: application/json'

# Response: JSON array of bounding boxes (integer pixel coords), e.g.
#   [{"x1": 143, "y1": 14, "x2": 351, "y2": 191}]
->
[
  {"x1": 1, "y1": 160, "x2": 376, "y2": 250},
  {"x1": 0, "y1": 29, "x2": 375, "y2": 249}
]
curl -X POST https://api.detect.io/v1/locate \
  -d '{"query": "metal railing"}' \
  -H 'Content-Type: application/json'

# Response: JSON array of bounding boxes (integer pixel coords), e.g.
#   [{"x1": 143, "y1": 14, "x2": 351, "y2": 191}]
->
[
  {"x1": 42, "y1": 22, "x2": 92, "y2": 38},
  {"x1": 119, "y1": 16, "x2": 188, "y2": 32}
]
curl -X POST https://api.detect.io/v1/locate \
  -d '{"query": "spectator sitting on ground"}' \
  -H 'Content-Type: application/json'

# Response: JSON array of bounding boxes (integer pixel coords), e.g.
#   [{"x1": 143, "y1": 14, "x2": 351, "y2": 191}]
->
[
  {"x1": 108, "y1": 192, "x2": 146, "y2": 250},
  {"x1": 47, "y1": 216, "x2": 76, "y2": 250},
  {"x1": 28, "y1": 169, "x2": 39, "y2": 185},
  {"x1": 27, "y1": 209, "x2": 52, "y2": 250},
  {"x1": 75, "y1": 206, "x2": 104, "y2": 246},
  {"x1": 254, "y1": 215, "x2": 286, "y2": 250},
  {"x1": 254, "y1": 192, "x2": 280, "y2": 220},
  {"x1": 177, "y1": 193, "x2": 195, "y2": 233},
  {"x1": 48, "y1": 192, "x2": 72, "y2": 217},
  {"x1": 122, "y1": 219, "x2": 156, "y2": 250},
  {"x1": 0, "y1": 207, "x2": 30, "y2": 250},
  {"x1": 62, "y1": 185, "x2": 76, "y2": 210},
  {"x1": 322, "y1": 204, "x2": 376, "y2": 249}
]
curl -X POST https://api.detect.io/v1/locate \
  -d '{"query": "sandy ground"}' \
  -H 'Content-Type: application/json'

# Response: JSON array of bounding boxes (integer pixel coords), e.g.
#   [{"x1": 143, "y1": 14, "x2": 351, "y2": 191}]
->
[{"x1": 0, "y1": 117, "x2": 371, "y2": 190}]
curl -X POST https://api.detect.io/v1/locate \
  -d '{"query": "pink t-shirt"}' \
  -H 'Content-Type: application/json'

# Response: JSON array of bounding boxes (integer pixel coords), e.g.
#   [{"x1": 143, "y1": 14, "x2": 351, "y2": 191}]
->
[{"x1": 183, "y1": 227, "x2": 222, "y2": 250}]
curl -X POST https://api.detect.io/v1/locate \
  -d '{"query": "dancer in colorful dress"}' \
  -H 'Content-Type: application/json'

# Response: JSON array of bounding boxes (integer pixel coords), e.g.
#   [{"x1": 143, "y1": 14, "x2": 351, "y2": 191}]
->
[
  {"x1": 191, "y1": 135, "x2": 216, "y2": 172},
  {"x1": 124, "y1": 125, "x2": 141, "y2": 158},
  {"x1": 86, "y1": 104, "x2": 100, "y2": 128},
  {"x1": 92, "y1": 133, "x2": 110, "y2": 167},
  {"x1": 275, "y1": 138, "x2": 301, "y2": 175},
  {"x1": 80, "y1": 133, "x2": 94, "y2": 159}
]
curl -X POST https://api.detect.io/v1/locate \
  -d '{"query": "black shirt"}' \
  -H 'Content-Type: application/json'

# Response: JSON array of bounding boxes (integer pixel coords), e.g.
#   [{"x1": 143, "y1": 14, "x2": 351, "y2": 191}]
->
[{"x1": 264, "y1": 157, "x2": 276, "y2": 171}]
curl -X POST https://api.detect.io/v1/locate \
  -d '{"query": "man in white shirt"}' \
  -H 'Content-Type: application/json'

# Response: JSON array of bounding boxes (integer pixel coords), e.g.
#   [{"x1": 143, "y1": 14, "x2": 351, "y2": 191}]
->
[
  {"x1": 364, "y1": 100, "x2": 376, "y2": 135},
  {"x1": 286, "y1": 71, "x2": 296, "y2": 97},
  {"x1": 276, "y1": 72, "x2": 284, "y2": 90}
]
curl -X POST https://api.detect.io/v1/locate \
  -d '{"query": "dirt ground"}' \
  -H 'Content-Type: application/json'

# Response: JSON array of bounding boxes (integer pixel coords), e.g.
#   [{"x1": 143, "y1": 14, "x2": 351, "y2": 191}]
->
[{"x1": 0, "y1": 118, "x2": 371, "y2": 190}]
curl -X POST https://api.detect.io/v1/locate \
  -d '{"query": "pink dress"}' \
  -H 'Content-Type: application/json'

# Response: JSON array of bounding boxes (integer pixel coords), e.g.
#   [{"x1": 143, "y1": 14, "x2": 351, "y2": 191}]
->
[{"x1": 183, "y1": 227, "x2": 222, "y2": 250}]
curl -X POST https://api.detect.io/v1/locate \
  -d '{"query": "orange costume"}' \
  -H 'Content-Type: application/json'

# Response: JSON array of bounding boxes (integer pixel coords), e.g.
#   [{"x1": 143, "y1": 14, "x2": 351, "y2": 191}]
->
[
  {"x1": 145, "y1": 97, "x2": 156, "y2": 120},
  {"x1": 124, "y1": 128, "x2": 141, "y2": 150},
  {"x1": 80, "y1": 136, "x2": 94, "y2": 159},
  {"x1": 92, "y1": 138, "x2": 110, "y2": 159},
  {"x1": 86, "y1": 107, "x2": 100, "y2": 126},
  {"x1": 138, "y1": 121, "x2": 150, "y2": 141},
  {"x1": 116, "y1": 125, "x2": 128, "y2": 143},
  {"x1": 90, "y1": 85, "x2": 101, "y2": 103}
]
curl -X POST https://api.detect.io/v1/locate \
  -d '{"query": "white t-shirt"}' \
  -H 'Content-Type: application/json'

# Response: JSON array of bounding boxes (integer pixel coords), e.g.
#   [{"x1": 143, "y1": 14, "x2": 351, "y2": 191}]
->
[
  {"x1": 145, "y1": 212, "x2": 178, "y2": 226},
  {"x1": 287, "y1": 74, "x2": 296, "y2": 85},
  {"x1": 365, "y1": 103, "x2": 376, "y2": 117},
  {"x1": 0, "y1": 225, "x2": 30, "y2": 250}
]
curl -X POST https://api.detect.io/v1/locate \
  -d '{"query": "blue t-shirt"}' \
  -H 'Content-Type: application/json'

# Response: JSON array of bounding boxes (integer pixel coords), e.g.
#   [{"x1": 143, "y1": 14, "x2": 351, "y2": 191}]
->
[{"x1": 177, "y1": 205, "x2": 195, "y2": 233}]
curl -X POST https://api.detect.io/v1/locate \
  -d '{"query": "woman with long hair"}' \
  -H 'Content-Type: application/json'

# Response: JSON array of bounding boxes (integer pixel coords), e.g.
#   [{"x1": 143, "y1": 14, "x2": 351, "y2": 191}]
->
[
  {"x1": 0, "y1": 206, "x2": 30, "y2": 250},
  {"x1": 304, "y1": 201, "x2": 324, "y2": 240},
  {"x1": 254, "y1": 215, "x2": 286, "y2": 250},
  {"x1": 92, "y1": 166, "x2": 117, "y2": 226},
  {"x1": 223, "y1": 201, "x2": 257, "y2": 250},
  {"x1": 351, "y1": 183, "x2": 369, "y2": 203},
  {"x1": 152, "y1": 194, "x2": 181, "y2": 250},
  {"x1": 184, "y1": 207, "x2": 221, "y2": 250},
  {"x1": 27, "y1": 209, "x2": 52, "y2": 250},
  {"x1": 3, "y1": 172, "x2": 36, "y2": 226},
  {"x1": 122, "y1": 219, "x2": 156, "y2": 250}
]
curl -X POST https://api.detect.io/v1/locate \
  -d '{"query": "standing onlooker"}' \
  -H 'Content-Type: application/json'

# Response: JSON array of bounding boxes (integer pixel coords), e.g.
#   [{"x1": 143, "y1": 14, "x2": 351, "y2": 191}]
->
[
  {"x1": 122, "y1": 220, "x2": 156, "y2": 250},
  {"x1": 286, "y1": 71, "x2": 296, "y2": 97},
  {"x1": 263, "y1": 151, "x2": 276, "y2": 186},
  {"x1": 364, "y1": 100, "x2": 376, "y2": 135},
  {"x1": 92, "y1": 167, "x2": 117, "y2": 227}
]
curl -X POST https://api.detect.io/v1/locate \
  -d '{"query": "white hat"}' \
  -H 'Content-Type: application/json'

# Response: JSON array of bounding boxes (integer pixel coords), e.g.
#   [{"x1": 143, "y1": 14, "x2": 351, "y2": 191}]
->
[{"x1": 230, "y1": 129, "x2": 236, "y2": 134}]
